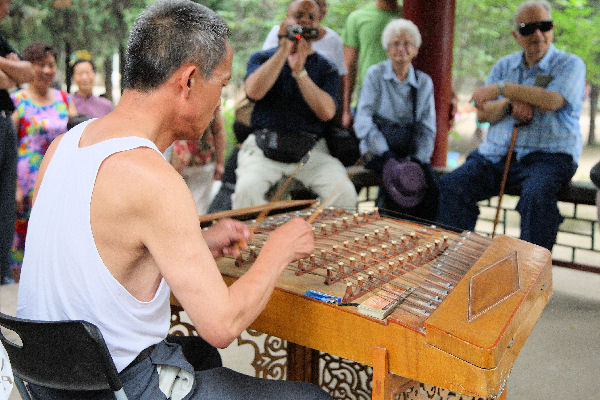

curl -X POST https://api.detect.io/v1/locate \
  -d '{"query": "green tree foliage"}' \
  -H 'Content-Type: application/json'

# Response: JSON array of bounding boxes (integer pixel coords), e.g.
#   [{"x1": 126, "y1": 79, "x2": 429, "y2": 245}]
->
[
  {"x1": 1, "y1": 0, "x2": 598, "y2": 143},
  {"x1": 2, "y1": 0, "x2": 148, "y2": 78},
  {"x1": 453, "y1": 0, "x2": 599, "y2": 87},
  {"x1": 453, "y1": 0, "x2": 600, "y2": 143},
  {"x1": 0, "y1": 0, "x2": 371, "y2": 88}
]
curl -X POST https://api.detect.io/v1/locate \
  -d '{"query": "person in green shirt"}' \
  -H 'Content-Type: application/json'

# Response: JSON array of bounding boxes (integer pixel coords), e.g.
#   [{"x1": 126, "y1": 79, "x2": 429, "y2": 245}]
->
[{"x1": 341, "y1": 0, "x2": 401, "y2": 128}]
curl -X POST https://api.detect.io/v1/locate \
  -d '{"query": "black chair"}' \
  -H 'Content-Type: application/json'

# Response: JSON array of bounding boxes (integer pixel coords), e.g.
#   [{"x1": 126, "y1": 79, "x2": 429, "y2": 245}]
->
[{"x1": 0, "y1": 312, "x2": 128, "y2": 399}]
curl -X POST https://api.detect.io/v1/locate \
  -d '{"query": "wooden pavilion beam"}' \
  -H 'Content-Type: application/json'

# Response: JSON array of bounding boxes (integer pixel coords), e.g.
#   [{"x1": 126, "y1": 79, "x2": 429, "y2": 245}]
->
[{"x1": 403, "y1": 0, "x2": 456, "y2": 168}]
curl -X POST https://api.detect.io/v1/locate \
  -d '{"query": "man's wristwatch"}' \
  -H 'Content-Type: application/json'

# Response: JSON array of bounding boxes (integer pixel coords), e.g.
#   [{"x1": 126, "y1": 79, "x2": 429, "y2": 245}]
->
[
  {"x1": 292, "y1": 69, "x2": 308, "y2": 79},
  {"x1": 497, "y1": 81, "x2": 506, "y2": 97}
]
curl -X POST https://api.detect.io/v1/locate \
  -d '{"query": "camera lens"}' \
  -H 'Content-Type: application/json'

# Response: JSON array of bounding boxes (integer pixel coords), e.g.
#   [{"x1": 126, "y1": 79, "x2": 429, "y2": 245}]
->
[{"x1": 287, "y1": 24, "x2": 303, "y2": 40}]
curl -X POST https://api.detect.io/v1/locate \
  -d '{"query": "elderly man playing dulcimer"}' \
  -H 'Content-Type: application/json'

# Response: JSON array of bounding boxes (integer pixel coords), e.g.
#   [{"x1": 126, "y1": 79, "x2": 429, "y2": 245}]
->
[{"x1": 16, "y1": 1, "x2": 331, "y2": 398}]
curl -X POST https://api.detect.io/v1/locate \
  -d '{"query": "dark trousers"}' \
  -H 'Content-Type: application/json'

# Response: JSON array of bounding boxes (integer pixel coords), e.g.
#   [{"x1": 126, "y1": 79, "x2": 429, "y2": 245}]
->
[
  {"x1": 0, "y1": 115, "x2": 16, "y2": 281},
  {"x1": 437, "y1": 150, "x2": 577, "y2": 251},
  {"x1": 28, "y1": 338, "x2": 331, "y2": 400},
  {"x1": 207, "y1": 147, "x2": 239, "y2": 213}
]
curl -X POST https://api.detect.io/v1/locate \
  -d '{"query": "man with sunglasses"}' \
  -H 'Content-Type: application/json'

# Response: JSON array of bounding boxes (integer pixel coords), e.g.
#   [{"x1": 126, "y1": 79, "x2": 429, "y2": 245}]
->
[{"x1": 437, "y1": 0, "x2": 585, "y2": 252}]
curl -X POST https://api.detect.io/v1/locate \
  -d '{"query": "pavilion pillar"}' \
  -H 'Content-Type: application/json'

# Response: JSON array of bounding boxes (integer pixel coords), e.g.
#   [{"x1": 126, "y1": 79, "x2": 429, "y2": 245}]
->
[{"x1": 402, "y1": 0, "x2": 455, "y2": 167}]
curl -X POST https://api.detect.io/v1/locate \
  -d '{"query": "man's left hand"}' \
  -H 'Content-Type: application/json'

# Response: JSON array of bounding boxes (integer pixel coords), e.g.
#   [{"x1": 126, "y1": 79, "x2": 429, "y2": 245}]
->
[
  {"x1": 203, "y1": 218, "x2": 251, "y2": 259},
  {"x1": 471, "y1": 84, "x2": 501, "y2": 109}
]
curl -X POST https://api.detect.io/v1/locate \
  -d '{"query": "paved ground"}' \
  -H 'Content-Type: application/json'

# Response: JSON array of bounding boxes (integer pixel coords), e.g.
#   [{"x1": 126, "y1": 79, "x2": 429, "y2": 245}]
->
[{"x1": 2, "y1": 265, "x2": 599, "y2": 399}]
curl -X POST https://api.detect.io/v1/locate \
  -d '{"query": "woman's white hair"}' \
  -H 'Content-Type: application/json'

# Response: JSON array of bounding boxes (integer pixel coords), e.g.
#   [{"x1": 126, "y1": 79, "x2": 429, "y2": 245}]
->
[{"x1": 381, "y1": 18, "x2": 422, "y2": 51}]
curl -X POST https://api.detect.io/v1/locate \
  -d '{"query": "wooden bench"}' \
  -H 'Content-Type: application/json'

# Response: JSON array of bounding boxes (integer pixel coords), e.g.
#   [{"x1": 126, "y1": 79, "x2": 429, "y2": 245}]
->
[{"x1": 349, "y1": 165, "x2": 597, "y2": 205}]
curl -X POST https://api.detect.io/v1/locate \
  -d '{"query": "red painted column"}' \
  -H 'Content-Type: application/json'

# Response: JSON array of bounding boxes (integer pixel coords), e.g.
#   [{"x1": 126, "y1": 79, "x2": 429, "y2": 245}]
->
[{"x1": 403, "y1": 0, "x2": 455, "y2": 167}]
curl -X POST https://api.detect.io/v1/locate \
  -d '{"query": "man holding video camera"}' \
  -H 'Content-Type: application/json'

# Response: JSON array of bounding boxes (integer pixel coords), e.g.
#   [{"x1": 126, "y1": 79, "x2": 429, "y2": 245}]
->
[{"x1": 232, "y1": 0, "x2": 357, "y2": 210}]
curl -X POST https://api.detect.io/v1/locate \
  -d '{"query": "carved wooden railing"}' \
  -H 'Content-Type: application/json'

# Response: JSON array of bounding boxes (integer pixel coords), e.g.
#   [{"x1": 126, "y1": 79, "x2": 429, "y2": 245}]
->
[{"x1": 170, "y1": 304, "x2": 487, "y2": 400}]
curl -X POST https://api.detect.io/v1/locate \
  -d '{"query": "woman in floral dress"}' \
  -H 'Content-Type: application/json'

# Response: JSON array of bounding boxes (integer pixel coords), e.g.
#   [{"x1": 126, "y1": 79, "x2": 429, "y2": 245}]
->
[{"x1": 10, "y1": 43, "x2": 77, "y2": 279}]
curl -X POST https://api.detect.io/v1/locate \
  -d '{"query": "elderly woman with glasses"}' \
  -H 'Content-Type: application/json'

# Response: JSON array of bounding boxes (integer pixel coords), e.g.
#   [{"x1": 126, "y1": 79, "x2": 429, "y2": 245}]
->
[{"x1": 353, "y1": 18, "x2": 437, "y2": 221}]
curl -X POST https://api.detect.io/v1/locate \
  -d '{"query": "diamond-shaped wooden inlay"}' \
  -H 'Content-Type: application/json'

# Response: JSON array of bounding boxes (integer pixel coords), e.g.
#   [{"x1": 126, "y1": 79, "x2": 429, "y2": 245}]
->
[{"x1": 468, "y1": 251, "x2": 520, "y2": 321}]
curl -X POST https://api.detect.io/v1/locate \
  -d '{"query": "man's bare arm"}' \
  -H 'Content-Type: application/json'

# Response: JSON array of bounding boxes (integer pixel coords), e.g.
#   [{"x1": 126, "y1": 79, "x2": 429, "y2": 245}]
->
[
  {"x1": 0, "y1": 68, "x2": 15, "y2": 89},
  {"x1": 290, "y1": 40, "x2": 336, "y2": 121},
  {"x1": 472, "y1": 82, "x2": 565, "y2": 112},
  {"x1": 245, "y1": 45, "x2": 289, "y2": 101},
  {"x1": 137, "y1": 155, "x2": 314, "y2": 347},
  {"x1": 0, "y1": 55, "x2": 33, "y2": 87},
  {"x1": 294, "y1": 71, "x2": 336, "y2": 121},
  {"x1": 476, "y1": 98, "x2": 512, "y2": 124},
  {"x1": 342, "y1": 45, "x2": 358, "y2": 128}
]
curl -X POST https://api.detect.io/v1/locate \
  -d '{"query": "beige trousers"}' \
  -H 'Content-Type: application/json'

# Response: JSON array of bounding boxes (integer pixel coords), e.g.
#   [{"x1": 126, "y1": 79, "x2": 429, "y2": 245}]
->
[{"x1": 232, "y1": 135, "x2": 357, "y2": 210}]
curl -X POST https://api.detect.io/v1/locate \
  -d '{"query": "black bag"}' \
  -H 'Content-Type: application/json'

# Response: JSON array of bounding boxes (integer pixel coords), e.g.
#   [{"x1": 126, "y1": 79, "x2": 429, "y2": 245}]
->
[
  {"x1": 372, "y1": 73, "x2": 420, "y2": 158},
  {"x1": 254, "y1": 128, "x2": 317, "y2": 163},
  {"x1": 373, "y1": 114, "x2": 419, "y2": 157},
  {"x1": 325, "y1": 125, "x2": 360, "y2": 167}
]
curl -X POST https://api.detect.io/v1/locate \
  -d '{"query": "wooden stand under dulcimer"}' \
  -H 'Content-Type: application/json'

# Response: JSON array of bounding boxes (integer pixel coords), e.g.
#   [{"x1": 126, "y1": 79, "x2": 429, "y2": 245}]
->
[{"x1": 175, "y1": 200, "x2": 553, "y2": 400}]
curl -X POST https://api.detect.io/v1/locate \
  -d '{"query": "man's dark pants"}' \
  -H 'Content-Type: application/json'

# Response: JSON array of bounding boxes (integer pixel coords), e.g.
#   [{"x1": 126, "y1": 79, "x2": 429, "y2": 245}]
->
[
  {"x1": 0, "y1": 114, "x2": 16, "y2": 282},
  {"x1": 437, "y1": 150, "x2": 577, "y2": 251}
]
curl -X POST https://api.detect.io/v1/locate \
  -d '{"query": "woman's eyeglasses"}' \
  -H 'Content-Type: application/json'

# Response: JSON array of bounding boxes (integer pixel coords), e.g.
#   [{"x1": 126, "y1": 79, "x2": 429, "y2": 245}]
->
[{"x1": 518, "y1": 20, "x2": 553, "y2": 36}]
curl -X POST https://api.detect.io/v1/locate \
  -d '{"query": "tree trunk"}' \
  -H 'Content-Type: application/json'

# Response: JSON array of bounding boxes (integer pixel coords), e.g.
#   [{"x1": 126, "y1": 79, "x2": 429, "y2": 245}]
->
[{"x1": 589, "y1": 84, "x2": 598, "y2": 145}]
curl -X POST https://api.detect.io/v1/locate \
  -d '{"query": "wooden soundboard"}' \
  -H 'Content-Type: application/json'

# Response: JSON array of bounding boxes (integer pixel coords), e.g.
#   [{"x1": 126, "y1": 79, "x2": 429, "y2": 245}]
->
[{"x1": 195, "y1": 202, "x2": 553, "y2": 398}]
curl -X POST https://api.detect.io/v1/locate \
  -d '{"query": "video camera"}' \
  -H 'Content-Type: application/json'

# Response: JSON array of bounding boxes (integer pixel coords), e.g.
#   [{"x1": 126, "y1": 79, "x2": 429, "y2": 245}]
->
[{"x1": 286, "y1": 24, "x2": 319, "y2": 41}]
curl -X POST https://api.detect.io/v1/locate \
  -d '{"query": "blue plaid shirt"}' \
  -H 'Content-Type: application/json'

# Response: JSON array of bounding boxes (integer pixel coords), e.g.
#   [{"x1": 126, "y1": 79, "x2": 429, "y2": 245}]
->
[
  {"x1": 353, "y1": 60, "x2": 436, "y2": 164},
  {"x1": 478, "y1": 44, "x2": 586, "y2": 163}
]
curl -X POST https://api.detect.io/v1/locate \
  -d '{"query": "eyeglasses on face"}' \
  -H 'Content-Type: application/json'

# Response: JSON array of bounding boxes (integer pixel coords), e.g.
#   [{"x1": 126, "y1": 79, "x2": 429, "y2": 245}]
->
[
  {"x1": 518, "y1": 20, "x2": 553, "y2": 36},
  {"x1": 388, "y1": 40, "x2": 415, "y2": 49}
]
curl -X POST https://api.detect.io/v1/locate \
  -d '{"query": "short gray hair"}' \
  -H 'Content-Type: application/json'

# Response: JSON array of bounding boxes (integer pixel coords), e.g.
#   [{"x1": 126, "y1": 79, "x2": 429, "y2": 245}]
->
[
  {"x1": 123, "y1": 0, "x2": 230, "y2": 92},
  {"x1": 514, "y1": 0, "x2": 552, "y2": 29},
  {"x1": 381, "y1": 19, "x2": 422, "y2": 51}
]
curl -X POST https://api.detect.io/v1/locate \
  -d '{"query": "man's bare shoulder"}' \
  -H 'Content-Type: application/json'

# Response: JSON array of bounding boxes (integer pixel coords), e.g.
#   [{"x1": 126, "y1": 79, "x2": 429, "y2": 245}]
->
[{"x1": 94, "y1": 146, "x2": 194, "y2": 220}]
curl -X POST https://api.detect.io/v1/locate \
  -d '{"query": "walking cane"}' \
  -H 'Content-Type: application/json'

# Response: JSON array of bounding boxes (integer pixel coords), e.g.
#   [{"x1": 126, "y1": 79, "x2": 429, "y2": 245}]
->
[{"x1": 492, "y1": 124, "x2": 519, "y2": 238}]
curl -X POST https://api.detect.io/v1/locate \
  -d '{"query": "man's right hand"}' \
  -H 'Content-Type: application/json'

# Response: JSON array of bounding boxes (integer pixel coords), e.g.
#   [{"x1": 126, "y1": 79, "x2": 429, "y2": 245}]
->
[
  {"x1": 277, "y1": 17, "x2": 296, "y2": 47},
  {"x1": 263, "y1": 217, "x2": 314, "y2": 266},
  {"x1": 511, "y1": 100, "x2": 533, "y2": 124}
]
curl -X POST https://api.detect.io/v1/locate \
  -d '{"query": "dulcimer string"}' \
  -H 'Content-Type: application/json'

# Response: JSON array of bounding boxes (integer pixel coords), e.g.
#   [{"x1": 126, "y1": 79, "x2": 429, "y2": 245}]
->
[{"x1": 236, "y1": 198, "x2": 493, "y2": 315}]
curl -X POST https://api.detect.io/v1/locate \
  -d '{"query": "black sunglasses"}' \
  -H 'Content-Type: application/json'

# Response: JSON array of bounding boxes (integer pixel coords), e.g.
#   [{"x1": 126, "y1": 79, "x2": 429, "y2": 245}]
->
[{"x1": 518, "y1": 20, "x2": 553, "y2": 36}]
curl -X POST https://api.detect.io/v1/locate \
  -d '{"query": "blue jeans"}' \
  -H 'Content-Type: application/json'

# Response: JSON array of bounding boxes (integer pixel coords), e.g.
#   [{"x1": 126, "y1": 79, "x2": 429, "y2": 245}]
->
[{"x1": 437, "y1": 151, "x2": 576, "y2": 251}]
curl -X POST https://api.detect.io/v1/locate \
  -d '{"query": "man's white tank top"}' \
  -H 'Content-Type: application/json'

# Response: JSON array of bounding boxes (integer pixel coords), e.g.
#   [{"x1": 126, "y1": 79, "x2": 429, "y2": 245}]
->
[{"x1": 16, "y1": 120, "x2": 171, "y2": 372}]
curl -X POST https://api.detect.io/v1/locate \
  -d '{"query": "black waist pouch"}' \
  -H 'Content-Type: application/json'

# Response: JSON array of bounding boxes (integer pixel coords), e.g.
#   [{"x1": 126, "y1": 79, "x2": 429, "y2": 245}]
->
[{"x1": 255, "y1": 128, "x2": 317, "y2": 163}]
